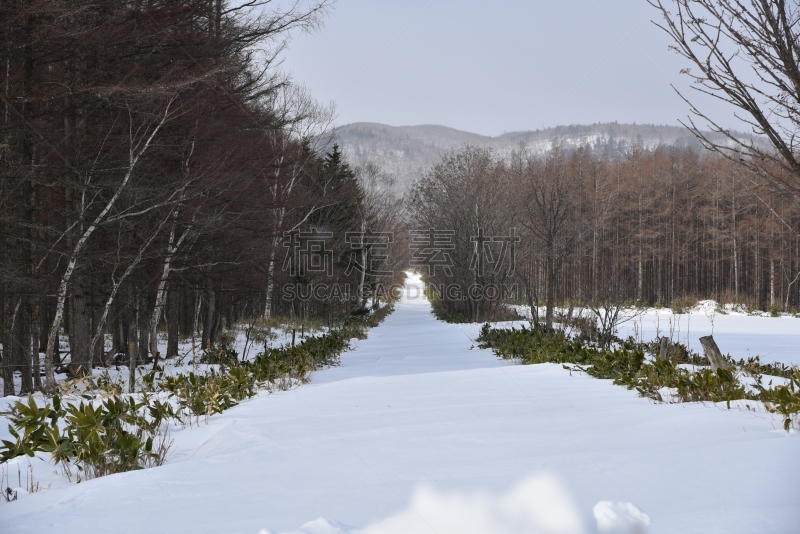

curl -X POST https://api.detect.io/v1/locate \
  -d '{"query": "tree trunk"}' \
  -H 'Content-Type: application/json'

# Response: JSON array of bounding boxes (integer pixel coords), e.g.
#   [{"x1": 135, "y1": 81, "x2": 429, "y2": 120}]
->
[
  {"x1": 264, "y1": 251, "x2": 276, "y2": 319},
  {"x1": 127, "y1": 283, "x2": 138, "y2": 393},
  {"x1": 9, "y1": 299, "x2": 22, "y2": 395},
  {"x1": 31, "y1": 300, "x2": 41, "y2": 389},
  {"x1": 658, "y1": 336, "x2": 670, "y2": 361},
  {"x1": 545, "y1": 253, "x2": 555, "y2": 330},
  {"x1": 138, "y1": 292, "x2": 151, "y2": 365},
  {"x1": 18, "y1": 301, "x2": 33, "y2": 394},
  {"x1": 769, "y1": 257, "x2": 775, "y2": 309},
  {"x1": 115, "y1": 296, "x2": 127, "y2": 362},
  {"x1": 181, "y1": 288, "x2": 194, "y2": 337},
  {"x1": 201, "y1": 283, "x2": 215, "y2": 349},
  {"x1": 212, "y1": 309, "x2": 222, "y2": 347},
  {"x1": 167, "y1": 284, "x2": 180, "y2": 358},
  {"x1": 2, "y1": 296, "x2": 15, "y2": 396},
  {"x1": 92, "y1": 291, "x2": 104, "y2": 366},
  {"x1": 699, "y1": 335, "x2": 729, "y2": 371},
  {"x1": 637, "y1": 248, "x2": 643, "y2": 302},
  {"x1": 68, "y1": 276, "x2": 92, "y2": 377}
]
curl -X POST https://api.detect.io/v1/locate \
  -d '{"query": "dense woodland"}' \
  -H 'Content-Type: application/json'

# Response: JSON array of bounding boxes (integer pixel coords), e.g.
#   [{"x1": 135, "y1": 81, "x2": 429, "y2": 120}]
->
[
  {"x1": 409, "y1": 0, "x2": 800, "y2": 326},
  {"x1": 3, "y1": 0, "x2": 799, "y2": 396},
  {"x1": 411, "y1": 144, "x2": 800, "y2": 324},
  {"x1": 0, "y1": 0, "x2": 406, "y2": 395}
]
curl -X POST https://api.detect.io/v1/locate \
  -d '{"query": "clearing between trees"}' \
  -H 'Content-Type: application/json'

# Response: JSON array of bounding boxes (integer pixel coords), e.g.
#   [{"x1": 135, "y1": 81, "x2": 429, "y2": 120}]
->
[{"x1": 1, "y1": 274, "x2": 797, "y2": 534}]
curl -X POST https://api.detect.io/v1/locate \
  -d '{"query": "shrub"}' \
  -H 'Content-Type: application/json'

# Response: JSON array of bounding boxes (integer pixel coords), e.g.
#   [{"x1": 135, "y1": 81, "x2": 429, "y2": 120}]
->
[
  {"x1": 1, "y1": 394, "x2": 170, "y2": 480},
  {"x1": 1, "y1": 305, "x2": 396, "y2": 478},
  {"x1": 428, "y1": 293, "x2": 470, "y2": 323},
  {"x1": 639, "y1": 339, "x2": 709, "y2": 366},
  {"x1": 756, "y1": 367, "x2": 800, "y2": 430},
  {"x1": 671, "y1": 296, "x2": 697, "y2": 314},
  {"x1": 477, "y1": 324, "x2": 799, "y2": 430}
]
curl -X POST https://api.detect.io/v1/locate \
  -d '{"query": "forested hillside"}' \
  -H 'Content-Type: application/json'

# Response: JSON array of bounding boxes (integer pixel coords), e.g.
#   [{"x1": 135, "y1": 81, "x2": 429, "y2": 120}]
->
[{"x1": 334, "y1": 121, "x2": 768, "y2": 191}]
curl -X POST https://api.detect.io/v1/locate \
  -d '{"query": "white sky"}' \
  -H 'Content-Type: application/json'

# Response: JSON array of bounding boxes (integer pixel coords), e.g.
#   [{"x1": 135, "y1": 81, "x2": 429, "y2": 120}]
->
[{"x1": 279, "y1": 0, "x2": 739, "y2": 136}]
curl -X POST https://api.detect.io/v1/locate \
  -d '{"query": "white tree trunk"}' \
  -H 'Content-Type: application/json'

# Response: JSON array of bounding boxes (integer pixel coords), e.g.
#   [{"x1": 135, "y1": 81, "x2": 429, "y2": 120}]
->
[
  {"x1": 43, "y1": 100, "x2": 172, "y2": 388},
  {"x1": 149, "y1": 221, "x2": 191, "y2": 358},
  {"x1": 264, "y1": 249, "x2": 276, "y2": 320}
]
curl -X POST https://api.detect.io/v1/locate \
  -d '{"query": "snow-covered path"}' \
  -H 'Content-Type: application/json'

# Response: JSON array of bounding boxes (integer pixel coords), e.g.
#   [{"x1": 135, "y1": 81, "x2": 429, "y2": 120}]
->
[{"x1": 1, "y1": 275, "x2": 798, "y2": 533}]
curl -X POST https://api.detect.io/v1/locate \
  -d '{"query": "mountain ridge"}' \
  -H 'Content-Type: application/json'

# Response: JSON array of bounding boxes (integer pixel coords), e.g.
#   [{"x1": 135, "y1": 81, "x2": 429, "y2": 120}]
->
[{"x1": 332, "y1": 121, "x2": 765, "y2": 192}]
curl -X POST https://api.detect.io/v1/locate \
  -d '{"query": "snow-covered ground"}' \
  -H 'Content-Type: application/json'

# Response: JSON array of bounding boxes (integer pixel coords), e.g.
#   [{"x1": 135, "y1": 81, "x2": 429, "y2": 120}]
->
[
  {"x1": 513, "y1": 301, "x2": 800, "y2": 367},
  {"x1": 0, "y1": 319, "x2": 322, "y2": 396},
  {"x1": 1, "y1": 274, "x2": 798, "y2": 533},
  {"x1": 618, "y1": 304, "x2": 800, "y2": 367}
]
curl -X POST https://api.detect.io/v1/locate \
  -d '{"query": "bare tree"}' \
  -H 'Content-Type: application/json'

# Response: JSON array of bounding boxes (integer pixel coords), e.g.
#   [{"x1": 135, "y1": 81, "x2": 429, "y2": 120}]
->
[
  {"x1": 0, "y1": 0, "x2": 344, "y2": 395},
  {"x1": 410, "y1": 146, "x2": 517, "y2": 322},
  {"x1": 353, "y1": 163, "x2": 407, "y2": 309},
  {"x1": 262, "y1": 84, "x2": 335, "y2": 319},
  {"x1": 43, "y1": 98, "x2": 175, "y2": 383},
  {"x1": 514, "y1": 147, "x2": 582, "y2": 329},
  {"x1": 651, "y1": 0, "x2": 800, "y2": 196}
]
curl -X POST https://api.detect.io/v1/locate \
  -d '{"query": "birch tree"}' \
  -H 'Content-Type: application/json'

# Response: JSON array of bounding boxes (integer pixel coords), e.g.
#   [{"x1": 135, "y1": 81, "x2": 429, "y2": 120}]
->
[{"x1": 43, "y1": 99, "x2": 174, "y2": 383}]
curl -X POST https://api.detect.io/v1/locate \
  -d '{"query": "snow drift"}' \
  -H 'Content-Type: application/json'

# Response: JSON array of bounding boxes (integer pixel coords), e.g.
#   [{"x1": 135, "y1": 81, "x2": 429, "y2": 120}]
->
[{"x1": 265, "y1": 474, "x2": 650, "y2": 534}]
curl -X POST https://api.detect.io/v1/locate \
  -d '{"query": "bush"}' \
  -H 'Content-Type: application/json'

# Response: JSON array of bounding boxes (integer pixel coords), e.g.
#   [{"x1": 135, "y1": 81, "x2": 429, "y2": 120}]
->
[
  {"x1": 1, "y1": 394, "x2": 170, "y2": 480},
  {"x1": 1, "y1": 305, "x2": 396, "y2": 477},
  {"x1": 640, "y1": 338, "x2": 709, "y2": 366},
  {"x1": 200, "y1": 346, "x2": 240, "y2": 368},
  {"x1": 736, "y1": 356, "x2": 793, "y2": 379},
  {"x1": 429, "y1": 293, "x2": 471, "y2": 323},
  {"x1": 756, "y1": 367, "x2": 800, "y2": 430},
  {"x1": 478, "y1": 323, "x2": 593, "y2": 365},
  {"x1": 477, "y1": 324, "x2": 800, "y2": 430},
  {"x1": 671, "y1": 295, "x2": 697, "y2": 314}
]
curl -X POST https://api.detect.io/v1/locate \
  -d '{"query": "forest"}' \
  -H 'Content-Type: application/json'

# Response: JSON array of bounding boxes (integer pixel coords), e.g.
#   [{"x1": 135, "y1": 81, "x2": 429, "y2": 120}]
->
[
  {"x1": 410, "y1": 144, "x2": 800, "y2": 325},
  {"x1": 0, "y1": 3, "x2": 797, "y2": 530},
  {"x1": 0, "y1": 0, "x2": 406, "y2": 395},
  {"x1": 2, "y1": 0, "x2": 800, "y2": 396}
]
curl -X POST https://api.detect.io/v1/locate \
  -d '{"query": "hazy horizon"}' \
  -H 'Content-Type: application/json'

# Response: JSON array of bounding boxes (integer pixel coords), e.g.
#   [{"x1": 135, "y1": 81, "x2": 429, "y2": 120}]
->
[
  {"x1": 281, "y1": 0, "x2": 745, "y2": 137},
  {"x1": 334, "y1": 119, "x2": 711, "y2": 137}
]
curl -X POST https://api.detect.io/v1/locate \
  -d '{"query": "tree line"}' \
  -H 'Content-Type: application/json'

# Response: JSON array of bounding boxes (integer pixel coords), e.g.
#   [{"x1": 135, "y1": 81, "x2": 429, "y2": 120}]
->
[
  {"x1": 410, "y1": 144, "x2": 800, "y2": 325},
  {"x1": 412, "y1": 0, "x2": 800, "y2": 326},
  {"x1": 0, "y1": 1, "x2": 407, "y2": 395}
]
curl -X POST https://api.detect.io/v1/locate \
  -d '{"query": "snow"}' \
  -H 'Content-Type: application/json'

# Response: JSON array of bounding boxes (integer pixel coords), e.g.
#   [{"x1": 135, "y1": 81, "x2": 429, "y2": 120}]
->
[
  {"x1": 593, "y1": 501, "x2": 650, "y2": 534},
  {"x1": 1, "y1": 274, "x2": 798, "y2": 533},
  {"x1": 0, "y1": 319, "x2": 316, "y2": 396},
  {"x1": 617, "y1": 307, "x2": 800, "y2": 367},
  {"x1": 512, "y1": 302, "x2": 800, "y2": 367}
]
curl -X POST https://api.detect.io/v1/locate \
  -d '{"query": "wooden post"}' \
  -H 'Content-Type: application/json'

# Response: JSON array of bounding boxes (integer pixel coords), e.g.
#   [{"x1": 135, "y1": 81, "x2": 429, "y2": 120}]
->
[
  {"x1": 658, "y1": 336, "x2": 670, "y2": 361},
  {"x1": 699, "y1": 335, "x2": 729, "y2": 371}
]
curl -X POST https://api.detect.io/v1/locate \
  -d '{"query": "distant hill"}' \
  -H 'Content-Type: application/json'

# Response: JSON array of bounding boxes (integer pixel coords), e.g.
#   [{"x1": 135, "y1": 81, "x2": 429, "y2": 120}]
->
[{"x1": 331, "y1": 122, "x2": 766, "y2": 193}]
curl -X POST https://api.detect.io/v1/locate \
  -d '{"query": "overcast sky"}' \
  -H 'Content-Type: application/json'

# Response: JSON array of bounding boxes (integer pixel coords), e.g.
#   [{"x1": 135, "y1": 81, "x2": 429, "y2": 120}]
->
[{"x1": 279, "y1": 0, "x2": 738, "y2": 137}]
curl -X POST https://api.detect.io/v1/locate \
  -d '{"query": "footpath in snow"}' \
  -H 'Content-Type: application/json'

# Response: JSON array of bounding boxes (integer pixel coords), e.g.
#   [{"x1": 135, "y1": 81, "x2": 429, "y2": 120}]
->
[{"x1": 1, "y1": 274, "x2": 798, "y2": 533}]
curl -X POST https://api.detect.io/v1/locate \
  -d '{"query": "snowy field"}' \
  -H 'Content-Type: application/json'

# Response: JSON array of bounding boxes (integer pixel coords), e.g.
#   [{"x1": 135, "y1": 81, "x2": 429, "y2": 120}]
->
[
  {"x1": 618, "y1": 305, "x2": 800, "y2": 367},
  {"x1": 1, "y1": 274, "x2": 798, "y2": 533},
  {"x1": 514, "y1": 302, "x2": 800, "y2": 368},
  {"x1": 0, "y1": 319, "x2": 319, "y2": 396}
]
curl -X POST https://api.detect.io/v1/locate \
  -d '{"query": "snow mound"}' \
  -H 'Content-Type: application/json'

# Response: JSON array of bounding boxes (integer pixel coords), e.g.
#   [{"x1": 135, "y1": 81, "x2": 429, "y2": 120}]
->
[
  {"x1": 692, "y1": 300, "x2": 718, "y2": 314},
  {"x1": 267, "y1": 474, "x2": 585, "y2": 534},
  {"x1": 593, "y1": 501, "x2": 651, "y2": 533},
  {"x1": 261, "y1": 518, "x2": 352, "y2": 534}
]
